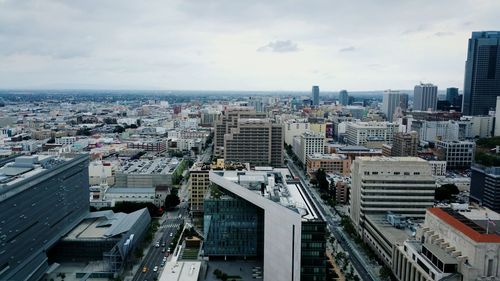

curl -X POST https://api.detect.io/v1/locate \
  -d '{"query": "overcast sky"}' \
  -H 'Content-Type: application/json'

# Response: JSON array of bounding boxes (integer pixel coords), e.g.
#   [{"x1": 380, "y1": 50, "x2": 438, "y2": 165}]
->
[{"x1": 0, "y1": 0, "x2": 499, "y2": 91}]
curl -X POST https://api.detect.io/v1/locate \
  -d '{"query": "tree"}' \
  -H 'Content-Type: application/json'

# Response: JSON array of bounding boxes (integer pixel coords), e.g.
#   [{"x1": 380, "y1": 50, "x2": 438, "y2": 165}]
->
[
  {"x1": 315, "y1": 169, "x2": 329, "y2": 192},
  {"x1": 379, "y1": 266, "x2": 392, "y2": 281},
  {"x1": 113, "y1": 125, "x2": 125, "y2": 133},
  {"x1": 164, "y1": 193, "x2": 180, "y2": 209},
  {"x1": 435, "y1": 184, "x2": 459, "y2": 201}
]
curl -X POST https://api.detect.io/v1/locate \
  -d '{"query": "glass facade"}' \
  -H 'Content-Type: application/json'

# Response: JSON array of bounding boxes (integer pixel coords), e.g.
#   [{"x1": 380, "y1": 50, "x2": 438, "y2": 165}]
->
[
  {"x1": 463, "y1": 31, "x2": 500, "y2": 116},
  {"x1": 301, "y1": 221, "x2": 327, "y2": 281},
  {"x1": 203, "y1": 186, "x2": 264, "y2": 258}
]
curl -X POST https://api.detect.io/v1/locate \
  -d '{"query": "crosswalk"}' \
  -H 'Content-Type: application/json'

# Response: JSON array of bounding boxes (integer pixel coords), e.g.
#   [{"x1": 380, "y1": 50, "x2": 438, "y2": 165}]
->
[{"x1": 159, "y1": 223, "x2": 180, "y2": 230}]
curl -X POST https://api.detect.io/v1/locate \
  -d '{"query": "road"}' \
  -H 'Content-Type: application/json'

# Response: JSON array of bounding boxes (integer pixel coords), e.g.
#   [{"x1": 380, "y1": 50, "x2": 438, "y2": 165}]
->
[
  {"x1": 132, "y1": 178, "x2": 190, "y2": 281},
  {"x1": 286, "y1": 156, "x2": 379, "y2": 281},
  {"x1": 132, "y1": 217, "x2": 183, "y2": 281}
]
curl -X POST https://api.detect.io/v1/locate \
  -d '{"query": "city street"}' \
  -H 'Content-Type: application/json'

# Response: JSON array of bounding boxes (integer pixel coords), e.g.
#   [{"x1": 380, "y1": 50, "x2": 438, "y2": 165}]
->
[
  {"x1": 286, "y1": 155, "x2": 380, "y2": 281},
  {"x1": 131, "y1": 177, "x2": 191, "y2": 281},
  {"x1": 131, "y1": 217, "x2": 183, "y2": 281}
]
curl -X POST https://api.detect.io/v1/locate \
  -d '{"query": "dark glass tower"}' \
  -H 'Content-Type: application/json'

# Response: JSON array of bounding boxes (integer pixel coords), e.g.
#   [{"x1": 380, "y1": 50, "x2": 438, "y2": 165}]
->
[
  {"x1": 312, "y1": 86, "x2": 320, "y2": 106},
  {"x1": 462, "y1": 31, "x2": 500, "y2": 116},
  {"x1": 446, "y1": 87, "x2": 459, "y2": 105}
]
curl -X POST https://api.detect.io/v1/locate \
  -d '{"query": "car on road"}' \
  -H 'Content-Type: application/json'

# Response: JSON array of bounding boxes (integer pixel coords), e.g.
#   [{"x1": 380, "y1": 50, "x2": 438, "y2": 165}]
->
[
  {"x1": 142, "y1": 266, "x2": 148, "y2": 273},
  {"x1": 161, "y1": 242, "x2": 166, "y2": 247},
  {"x1": 169, "y1": 232, "x2": 173, "y2": 237},
  {"x1": 153, "y1": 266, "x2": 158, "y2": 272},
  {"x1": 161, "y1": 248, "x2": 166, "y2": 253},
  {"x1": 160, "y1": 261, "x2": 165, "y2": 267},
  {"x1": 155, "y1": 243, "x2": 160, "y2": 248},
  {"x1": 163, "y1": 257, "x2": 167, "y2": 262}
]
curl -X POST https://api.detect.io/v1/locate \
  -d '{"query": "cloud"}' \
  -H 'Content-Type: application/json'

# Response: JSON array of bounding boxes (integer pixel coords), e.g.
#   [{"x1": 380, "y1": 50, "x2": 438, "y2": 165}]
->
[
  {"x1": 434, "y1": 31, "x2": 454, "y2": 37},
  {"x1": 339, "y1": 46, "x2": 355, "y2": 52},
  {"x1": 257, "y1": 40, "x2": 299, "y2": 53},
  {"x1": 402, "y1": 24, "x2": 428, "y2": 35}
]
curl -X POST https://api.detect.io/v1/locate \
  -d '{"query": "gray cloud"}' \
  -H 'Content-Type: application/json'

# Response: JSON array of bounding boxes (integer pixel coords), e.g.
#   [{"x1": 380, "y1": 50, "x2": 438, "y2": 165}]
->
[
  {"x1": 257, "y1": 40, "x2": 299, "y2": 53},
  {"x1": 434, "y1": 31, "x2": 454, "y2": 37},
  {"x1": 0, "y1": 0, "x2": 499, "y2": 91},
  {"x1": 402, "y1": 24, "x2": 428, "y2": 35},
  {"x1": 339, "y1": 46, "x2": 356, "y2": 52}
]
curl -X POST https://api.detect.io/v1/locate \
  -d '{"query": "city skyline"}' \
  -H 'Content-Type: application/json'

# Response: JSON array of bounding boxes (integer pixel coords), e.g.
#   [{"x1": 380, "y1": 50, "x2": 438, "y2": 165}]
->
[{"x1": 0, "y1": 1, "x2": 499, "y2": 91}]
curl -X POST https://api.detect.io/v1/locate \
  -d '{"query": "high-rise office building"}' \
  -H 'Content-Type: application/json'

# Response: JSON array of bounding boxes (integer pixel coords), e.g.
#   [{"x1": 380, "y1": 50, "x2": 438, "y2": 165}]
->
[
  {"x1": 414, "y1": 83, "x2": 438, "y2": 111},
  {"x1": 339, "y1": 90, "x2": 349, "y2": 106},
  {"x1": 0, "y1": 154, "x2": 90, "y2": 281},
  {"x1": 436, "y1": 140, "x2": 476, "y2": 169},
  {"x1": 446, "y1": 87, "x2": 459, "y2": 105},
  {"x1": 391, "y1": 131, "x2": 419, "y2": 157},
  {"x1": 312, "y1": 86, "x2": 320, "y2": 106},
  {"x1": 350, "y1": 157, "x2": 435, "y2": 232},
  {"x1": 214, "y1": 108, "x2": 267, "y2": 157},
  {"x1": 224, "y1": 118, "x2": 284, "y2": 167},
  {"x1": 345, "y1": 121, "x2": 399, "y2": 146},
  {"x1": 463, "y1": 31, "x2": 500, "y2": 116},
  {"x1": 205, "y1": 169, "x2": 326, "y2": 281},
  {"x1": 470, "y1": 165, "x2": 500, "y2": 213},
  {"x1": 292, "y1": 132, "x2": 325, "y2": 164},
  {"x1": 382, "y1": 90, "x2": 408, "y2": 122}
]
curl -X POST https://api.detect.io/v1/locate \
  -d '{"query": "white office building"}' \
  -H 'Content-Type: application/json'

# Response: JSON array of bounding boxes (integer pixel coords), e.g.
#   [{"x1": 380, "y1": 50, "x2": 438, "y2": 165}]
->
[
  {"x1": 284, "y1": 119, "x2": 310, "y2": 145},
  {"x1": 292, "y1": 132, "x2": 325, "y2": 164},
  {"x1": 350, "y1": 157, "x2": 436, "y2": 233},
  {"x1": 345, "y1": 121, "x2": 399, "y2": 146},
  {"x1": 414, "y1": 83, "x2": 438, "y2": 111},
  {"x1": 436, "y1": 140, "x2": 475, "y2": 170}
]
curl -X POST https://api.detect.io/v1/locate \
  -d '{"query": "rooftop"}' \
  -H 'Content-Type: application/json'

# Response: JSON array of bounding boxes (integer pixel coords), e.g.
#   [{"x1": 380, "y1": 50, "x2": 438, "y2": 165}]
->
[
  {"x1": 307, "y1": 153, "x2": 347, "y2": 161},
  {"x1": 428, "y1": 208, "x2": 500, "y2": 243},
  {"x1": 356, "y1": 156, "x2": 427, "y2": 162},
  {"x1": 213, "y1": 168, "x2": 319, "y2": 220},
  {"x1": 63, "y1": 208, "x2": 148, "y2": 241},
  {"x1": 0, "y1": 154, "x2": 83, "y2": 192},
  {"x1": 118, "y1": 158, "x2": 180, "y2": 174},
  {"x1": 365, "y1": 214, "x2": 415, "y2": 244},
  {"x1": 337, "y1": 145, "x2": 381, "y2": 153}
]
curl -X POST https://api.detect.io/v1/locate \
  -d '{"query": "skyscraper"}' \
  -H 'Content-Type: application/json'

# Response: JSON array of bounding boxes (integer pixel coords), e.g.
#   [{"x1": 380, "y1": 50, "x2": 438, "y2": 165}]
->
[
  {"x1": 312, "y1": 85, "x2": 319, "y2": 106},
  {"x1": 463, "y1": 31, "x2": 500, "y2": 116},
  {"x1": 382, "y1": 90, "x2": 408, "y2": 122},
  {"x1": 350, "y1": 157, "x2": 435, "y2": 232},
  {"x1": 339, "y1": 89, "x2": 349, "y2": 106},
  {"x1": 414, "y1": 83, "x2": 438, "y2": 111},
  {"x1": 446, "y1": 87, "x2": 459, "y2": 105}
]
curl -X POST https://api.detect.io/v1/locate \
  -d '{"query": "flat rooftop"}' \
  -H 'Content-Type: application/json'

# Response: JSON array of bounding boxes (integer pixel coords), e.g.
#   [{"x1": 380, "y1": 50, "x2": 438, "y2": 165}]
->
[
  {"x1": 159, "y1": 250, "x2": 201, "y2": 281},
  {"x1": 118, "y1": 158, "x2": 180, "y2": 174},
  {"x1": 356, "y1": 156, "x2": 427, "y2": 162},
  {"x1": 0, "y1": 154, "x2": 80, "y2": 193},
  {"x1": 215, "y1": 168, "x2": 319, "y2": 220},
  {"x1": 365, "y1": 214, "x2": 414, "y2": 244},
  {"x1": 428, "y1": 208, "x2": 500, "y2": 243},
  {"x1": 337, "y1": 145, "x2": 381, "y2": 153},
  {"x1": 307, "y1": 153, "x2": 347, "y2": 161}
]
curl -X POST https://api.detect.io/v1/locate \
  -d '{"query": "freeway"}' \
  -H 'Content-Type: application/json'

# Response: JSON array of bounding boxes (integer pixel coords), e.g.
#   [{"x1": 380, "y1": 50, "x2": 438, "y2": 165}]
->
[{"x1": 286, "y1": 156, "x2": 379, "y2": 281}]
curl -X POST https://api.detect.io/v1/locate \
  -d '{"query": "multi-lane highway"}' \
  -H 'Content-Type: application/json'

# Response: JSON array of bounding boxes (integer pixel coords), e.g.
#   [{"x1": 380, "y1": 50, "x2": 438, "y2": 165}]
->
[{"x1": 286, "y1": 155, "x2": 379, "y2": 281}]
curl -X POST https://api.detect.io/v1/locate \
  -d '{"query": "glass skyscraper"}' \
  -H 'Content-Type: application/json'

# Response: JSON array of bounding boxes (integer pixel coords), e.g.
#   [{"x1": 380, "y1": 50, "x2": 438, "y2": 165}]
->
[
  {"x1": 312, "y1": 86, "x2": 319, "y2": 106},
  {"x1": 462, "y1": 31, "x2": 500, "y2": 116}
]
